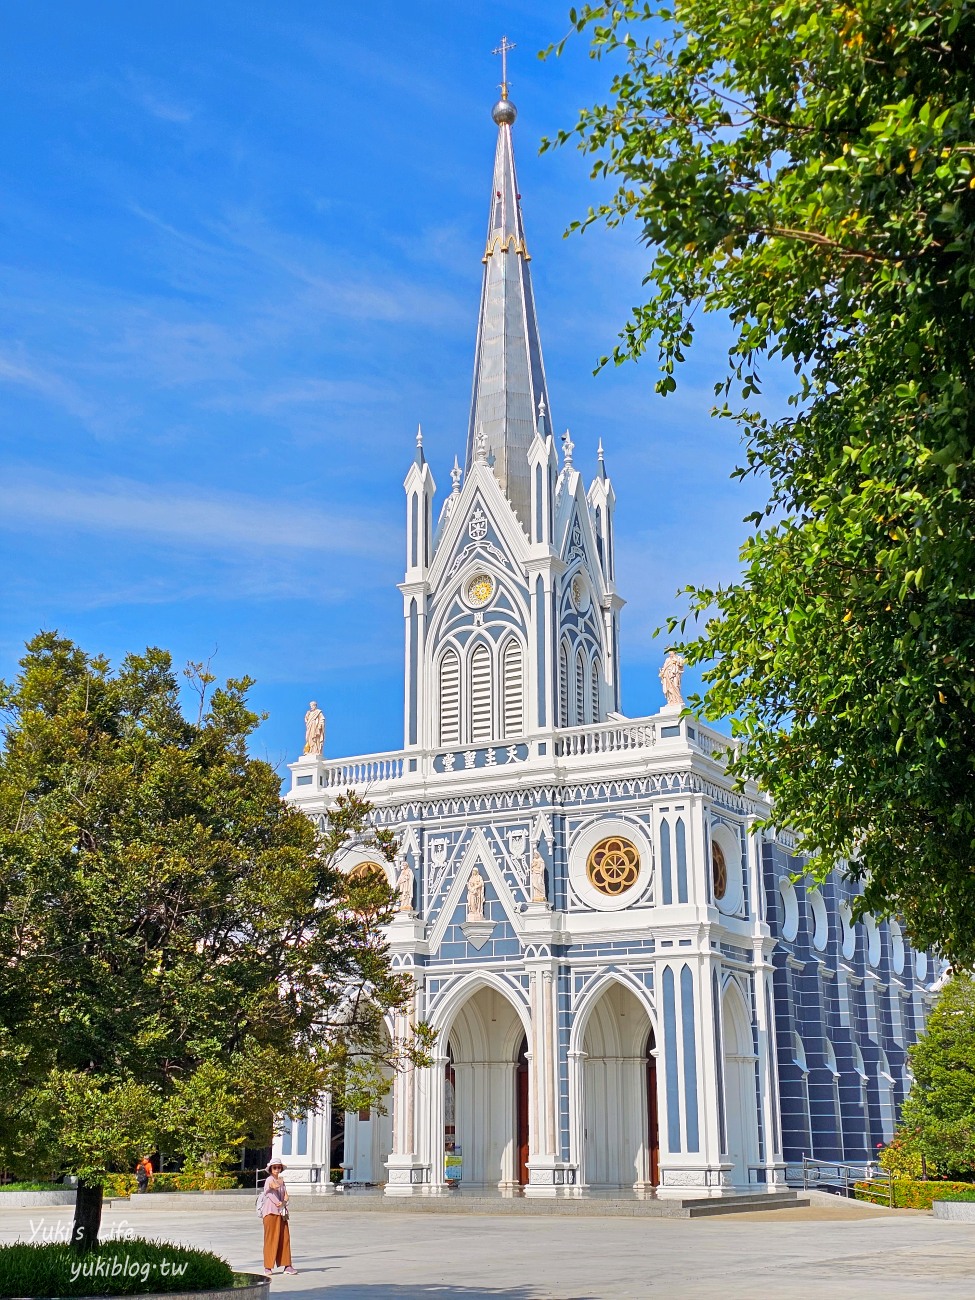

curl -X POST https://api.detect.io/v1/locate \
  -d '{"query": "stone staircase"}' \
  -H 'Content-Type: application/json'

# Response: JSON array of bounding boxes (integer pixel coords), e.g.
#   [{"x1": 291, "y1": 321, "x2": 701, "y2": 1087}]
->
[{"x1": 292, "y1": 1189, "x2": 810, "y2": 1219}]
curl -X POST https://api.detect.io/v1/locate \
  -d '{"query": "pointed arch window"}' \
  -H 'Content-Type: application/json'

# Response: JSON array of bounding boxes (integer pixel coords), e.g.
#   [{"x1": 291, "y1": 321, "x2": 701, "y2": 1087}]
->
[
  {"x1": 590, "y1": 658, "x2": 600, "y2": 724},
  {"x1": 559, "y1": 641, "x2": 570, "y2": 728},
  {"x1": 575, "y1": 648, "x2": 586, "y2": 726},
  {"x1": 438, "y1": 649, "x2": 460, "y2": 747},
  {"x1": 469, "y1": 643, "x2": 493, "y2": 743},
  {"x1": 501, "y1": 639, "x2": 524, "y2": 739}
]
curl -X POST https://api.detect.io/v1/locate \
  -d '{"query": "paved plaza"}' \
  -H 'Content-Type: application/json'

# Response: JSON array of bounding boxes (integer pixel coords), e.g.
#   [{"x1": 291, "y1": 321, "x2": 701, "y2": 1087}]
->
[{"x1": 1, "y1": 1201, "x2": 974, "y2": 1299}]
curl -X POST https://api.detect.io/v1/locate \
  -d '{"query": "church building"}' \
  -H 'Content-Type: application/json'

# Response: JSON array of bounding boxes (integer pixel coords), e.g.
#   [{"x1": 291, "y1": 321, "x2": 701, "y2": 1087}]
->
[{"x1": 275, "y1": 73, "x2": 935, "y2": 1199}]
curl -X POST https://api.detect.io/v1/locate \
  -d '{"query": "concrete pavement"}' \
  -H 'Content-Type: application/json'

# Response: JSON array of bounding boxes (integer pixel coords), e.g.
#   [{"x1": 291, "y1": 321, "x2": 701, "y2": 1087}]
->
[{"x1": 1, "y1": 1201, "x2": 972, "y2": 1299}]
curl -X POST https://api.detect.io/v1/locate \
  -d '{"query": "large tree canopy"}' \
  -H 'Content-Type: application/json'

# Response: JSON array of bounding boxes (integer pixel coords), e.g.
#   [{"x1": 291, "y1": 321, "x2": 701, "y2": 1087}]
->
[
  {"x1": 0, "y1": 632, "x2": 425, "y2": 1246},
  {"x1": 548, "y1": 1, "x2": 975, "y2": 962}
]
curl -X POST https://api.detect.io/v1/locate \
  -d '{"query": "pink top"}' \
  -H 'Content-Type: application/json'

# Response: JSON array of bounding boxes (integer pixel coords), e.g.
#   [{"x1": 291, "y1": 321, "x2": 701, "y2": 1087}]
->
[{"x1": 262, "y1": 1176, "x2": 287, "y2": 1216}]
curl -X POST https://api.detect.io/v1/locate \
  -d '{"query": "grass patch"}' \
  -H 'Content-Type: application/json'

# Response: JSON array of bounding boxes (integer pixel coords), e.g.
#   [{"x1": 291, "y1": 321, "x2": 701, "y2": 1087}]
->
[
  {"x1": 0, "y1": 1239, "x2": 235, "y2": 1297},
  {"x1": 935, "y1": 1188, "x2": 975, "y2": 1204},
  {"x1": 0, "y1": 1182, "x2": 67, "y2": 1193}
]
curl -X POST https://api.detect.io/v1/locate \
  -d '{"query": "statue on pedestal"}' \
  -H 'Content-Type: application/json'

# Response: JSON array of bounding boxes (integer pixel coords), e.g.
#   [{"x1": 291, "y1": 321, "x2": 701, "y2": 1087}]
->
[
  {"x1": 303, "y1": 701, "x2": 326, "y2": 756},
  {"x1": 659, "y1": 651, "x2": 686, "y2": 709},
  {"x1": 530, "y1": 849, "x2": 547, "y2": 904},
  {"x1": 395, "y1": 858, "x2": 414, "y2": 913},
  {"x1": 466, "y1": 867, "x2": 486, "y2": 921}
]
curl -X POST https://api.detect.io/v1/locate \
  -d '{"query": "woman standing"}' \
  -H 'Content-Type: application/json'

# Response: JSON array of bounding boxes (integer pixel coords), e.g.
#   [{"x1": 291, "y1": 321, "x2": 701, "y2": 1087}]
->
[{"x1": 260, "y1": 1160, "x2": 298, "y2": 1277}]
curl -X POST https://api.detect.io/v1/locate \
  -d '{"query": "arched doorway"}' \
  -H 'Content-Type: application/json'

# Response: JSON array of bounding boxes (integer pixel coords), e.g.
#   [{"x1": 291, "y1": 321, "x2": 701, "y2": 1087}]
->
[
  {"x1": 722, "y1": 981, "x2": 760, "y2": 1188},
  {"x1": 342, "y1": 1022, "x2": 394, "y2": 1185},
  {"x1": 445, "y1": 984, "x2": 528, "y2": 1193},
  {"x1": 581, "y1": 980, "x2": 657, "y2": 1192}
]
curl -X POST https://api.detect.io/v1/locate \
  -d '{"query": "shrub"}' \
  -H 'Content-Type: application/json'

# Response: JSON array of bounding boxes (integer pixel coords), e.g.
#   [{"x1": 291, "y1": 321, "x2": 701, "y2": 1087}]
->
[
  {"x1": 102, "y1": 1172, "x2": 238, "y2": 1198},
  {"x1": 877, "y1": 1133, "x2": 927, "y2": 1180},
  {"x1": 854, "y1": 1178, "x2": 975, "y2": 1209},
  {"x1": 0, "y1": 1239, "x2": 234, "y2": 1297}
]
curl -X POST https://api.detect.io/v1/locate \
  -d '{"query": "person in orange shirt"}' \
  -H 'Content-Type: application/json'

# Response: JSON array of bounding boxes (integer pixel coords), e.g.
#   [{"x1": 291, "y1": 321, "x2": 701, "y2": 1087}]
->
[{"x1": 135, "y1": 1156, "x2": 154, "y2": 1194}]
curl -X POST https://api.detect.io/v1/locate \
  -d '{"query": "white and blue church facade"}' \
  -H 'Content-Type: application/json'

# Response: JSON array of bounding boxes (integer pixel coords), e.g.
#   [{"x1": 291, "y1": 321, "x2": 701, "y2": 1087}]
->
[{"x1": 275, "y1": 81, "x2": 937, "y2": 1199}]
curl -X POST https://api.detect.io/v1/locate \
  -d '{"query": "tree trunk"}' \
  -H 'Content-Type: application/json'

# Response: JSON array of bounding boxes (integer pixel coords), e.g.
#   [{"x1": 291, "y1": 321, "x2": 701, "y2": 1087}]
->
[{"x1": 71, "y1": 1181, "x2": 103, "y2": 1254}]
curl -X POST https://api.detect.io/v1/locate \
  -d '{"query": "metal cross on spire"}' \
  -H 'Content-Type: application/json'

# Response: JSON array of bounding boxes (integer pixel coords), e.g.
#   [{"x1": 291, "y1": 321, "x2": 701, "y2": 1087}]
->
[{"x1": 493, "y1": 35, "x2": 516, "y2": 98}]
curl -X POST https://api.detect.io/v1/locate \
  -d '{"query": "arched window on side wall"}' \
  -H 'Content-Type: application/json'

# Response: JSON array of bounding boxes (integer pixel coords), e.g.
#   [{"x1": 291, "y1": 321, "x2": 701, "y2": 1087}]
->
[
  {"x1": 591, "y1": 658, "x2": 601, "y2": 724},
  {"x1": 439, "y1": 648, "x2": 460, "y2": 746},
  {"x1": 469, "y1": 643, "x2": 493, "y2": 743},
  {"x1": 502, "y1": 638, "x2": 524, "y2": 739},
  {"x1": 575, "y1": 648, "x2": 586, "y2": 726}
]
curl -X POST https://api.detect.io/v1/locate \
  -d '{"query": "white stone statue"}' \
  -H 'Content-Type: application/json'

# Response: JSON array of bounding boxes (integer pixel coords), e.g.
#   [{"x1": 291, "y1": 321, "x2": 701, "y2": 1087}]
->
[
  {"x1": 659, "y1": 651, "x2": 686, "y2": 709},
  {"x1": 303, "y1": 701, "x2": 326, "y2": 756},
  {"x1": 395, "y1": 858, "x2": 414, "y2": 913},
  {"x1": 530, "y1": 849, "x2": 547, "y2": 904},
  {"x1": 466, "y1": 867, "x2": 486, "y2": 921}
]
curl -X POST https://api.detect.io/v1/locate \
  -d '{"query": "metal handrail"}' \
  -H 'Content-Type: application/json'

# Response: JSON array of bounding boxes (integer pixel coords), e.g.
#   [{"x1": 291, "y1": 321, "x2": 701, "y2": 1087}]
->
[{"x1": 801, "y1": 1156, "x2": 895, "y2": 1208}]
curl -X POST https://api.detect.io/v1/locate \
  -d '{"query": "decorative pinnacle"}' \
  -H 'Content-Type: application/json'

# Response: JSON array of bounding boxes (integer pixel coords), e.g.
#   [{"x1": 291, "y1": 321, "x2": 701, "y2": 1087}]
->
[
  {"x1": 597, "y1": 437, "x2": 607, "y2": 479},
  {"x1": 414, "y1": 423, "x2": 425, "y2": 467},
  {"x1": 562, "y1": 428, "x2": 575, "y2": 468},
  {"x1": 450, "y1": 455, "x2": 462, "y2": 493},
  {"x1": 492, "y1": 35, "x2": 518, "y2": 124},
  {"x1": 536, "y1": 395, "x2": 548, "y2": 437}
]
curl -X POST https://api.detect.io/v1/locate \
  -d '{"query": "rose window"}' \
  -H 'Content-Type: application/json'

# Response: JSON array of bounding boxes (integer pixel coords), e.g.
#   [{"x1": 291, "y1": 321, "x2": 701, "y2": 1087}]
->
[
  {"x1": 466, "y1": 574, "x2": 494, "y2": 607},
  {"x1": 586, "y1": 836, "x2": 641, "y2": 897}
]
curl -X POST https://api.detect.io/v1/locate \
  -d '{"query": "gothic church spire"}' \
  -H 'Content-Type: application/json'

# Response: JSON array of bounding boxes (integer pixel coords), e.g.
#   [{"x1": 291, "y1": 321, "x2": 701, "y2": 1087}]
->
[{"x1": 465, "y1": 60, "x2": 551, "y2": 531}]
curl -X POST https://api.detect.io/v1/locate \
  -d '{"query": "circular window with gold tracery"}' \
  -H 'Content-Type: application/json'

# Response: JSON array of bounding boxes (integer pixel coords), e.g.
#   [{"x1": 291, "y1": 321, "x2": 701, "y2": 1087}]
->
[
  {"x1": 466, "y1": 574, "x2": 494, "y2": 607},
  {"x1": 348, "y1": 861, "x2": 387, "y2": 883},
  {"x1": 587, "y1": 836, "x2": 641, "y2": 897}
]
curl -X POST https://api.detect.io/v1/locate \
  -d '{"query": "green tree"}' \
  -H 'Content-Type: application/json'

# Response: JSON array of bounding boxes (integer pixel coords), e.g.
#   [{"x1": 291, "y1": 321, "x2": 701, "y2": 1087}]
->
[
  {"x1": 547, "y1": 2, "x2": 975, "y2": 961},
  {"x1": 899, "y1": 974, "x2": 975, "y2": 1175},
  {"x1": 0, "y1": 632, "x2": 427, "y2": 1249}
]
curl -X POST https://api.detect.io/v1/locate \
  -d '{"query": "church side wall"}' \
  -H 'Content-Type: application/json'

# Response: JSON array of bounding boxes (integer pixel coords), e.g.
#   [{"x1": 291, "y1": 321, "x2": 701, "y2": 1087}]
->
[{"x1": 762, "y1": 839, "x2": 935, "y2": 1178}]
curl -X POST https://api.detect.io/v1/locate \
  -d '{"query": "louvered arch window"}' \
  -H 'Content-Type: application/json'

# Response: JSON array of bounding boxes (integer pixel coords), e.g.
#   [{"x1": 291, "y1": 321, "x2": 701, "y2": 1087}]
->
[
  {"x1": 469, "y1": 643, "x2": 493, "y2": 743},
  {"x1": 559, "y1": 641, "x2": 570, "y2": 728},
  {"x1": 438, "y1": 648, "x2": 460, "y2": 746},
  {"x1": 502, "y1": 639, "x2": 524, "y2": 739},
  {"x1": 575, "y1": 648, "x2": 586, "y2": 726},
  {"x1": 591, "y1": 658, "x2": 601, "y2": 724}
]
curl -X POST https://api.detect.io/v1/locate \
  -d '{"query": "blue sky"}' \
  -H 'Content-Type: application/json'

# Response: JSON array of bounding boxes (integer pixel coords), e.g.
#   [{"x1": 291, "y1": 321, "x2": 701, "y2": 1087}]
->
[{"x1": 0, "y1": 2, "x2": 771, "y2": 771}]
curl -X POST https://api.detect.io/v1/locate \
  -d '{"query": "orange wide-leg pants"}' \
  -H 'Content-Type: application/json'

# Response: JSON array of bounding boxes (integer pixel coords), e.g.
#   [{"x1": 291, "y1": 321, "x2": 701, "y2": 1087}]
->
[{"x1": 262, "y1": 1214, "x2": 293, "y2": 1270}]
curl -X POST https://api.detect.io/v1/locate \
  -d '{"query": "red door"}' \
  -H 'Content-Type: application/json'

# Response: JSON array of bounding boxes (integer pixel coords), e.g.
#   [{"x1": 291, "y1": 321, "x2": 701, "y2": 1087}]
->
[
  {"x1": 516, "y1": 1036, "x2": 529, "y2": 1185},
  {"x1": 647, "y1": 1030, "x2": 660, "y2": 1187}
]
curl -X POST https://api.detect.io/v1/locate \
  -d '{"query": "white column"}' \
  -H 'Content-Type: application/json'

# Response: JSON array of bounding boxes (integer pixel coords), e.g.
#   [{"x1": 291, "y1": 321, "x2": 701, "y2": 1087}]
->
[
  {"x1": 567, "y1": 1050, "x2": 586, "y2": 1185},
  {"x1": 420, "y1": 1051, "x2": 449, "y2": 1196},
  {"x1": 525, "y1": 960, "x2": 574, "y2": 1197},
  {"x1": 384, "y1": 1001, "x2": 431, "y2": 1197}
]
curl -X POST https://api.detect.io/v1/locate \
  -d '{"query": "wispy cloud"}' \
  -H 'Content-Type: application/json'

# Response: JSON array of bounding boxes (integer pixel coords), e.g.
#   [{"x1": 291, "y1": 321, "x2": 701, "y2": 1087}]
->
[
  {"x1": 123, "y1": 72, "x2": 195, "y2": 125},
  {"x1": 0, "y1": 470, "x2": 394, "y2": 560},
  {"x1": 0, "y1": 350, "x2": 101, "y2": 425}
]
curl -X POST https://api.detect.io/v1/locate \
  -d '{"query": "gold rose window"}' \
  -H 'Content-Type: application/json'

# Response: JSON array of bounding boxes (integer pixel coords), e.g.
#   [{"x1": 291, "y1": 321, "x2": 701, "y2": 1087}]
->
[
  {"x1": 587, "y1": 836, "x2": 641, "y2": 897},
  {"x1": 466, "y1": 574, "x2": 495, "y2": 607}
]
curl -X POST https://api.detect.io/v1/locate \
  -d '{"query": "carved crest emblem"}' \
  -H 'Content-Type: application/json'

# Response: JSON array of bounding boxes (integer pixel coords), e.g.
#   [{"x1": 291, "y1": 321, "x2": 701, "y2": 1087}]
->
[{"x1": 469, "y1": 507, "x2": 488, "y2": 541}]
